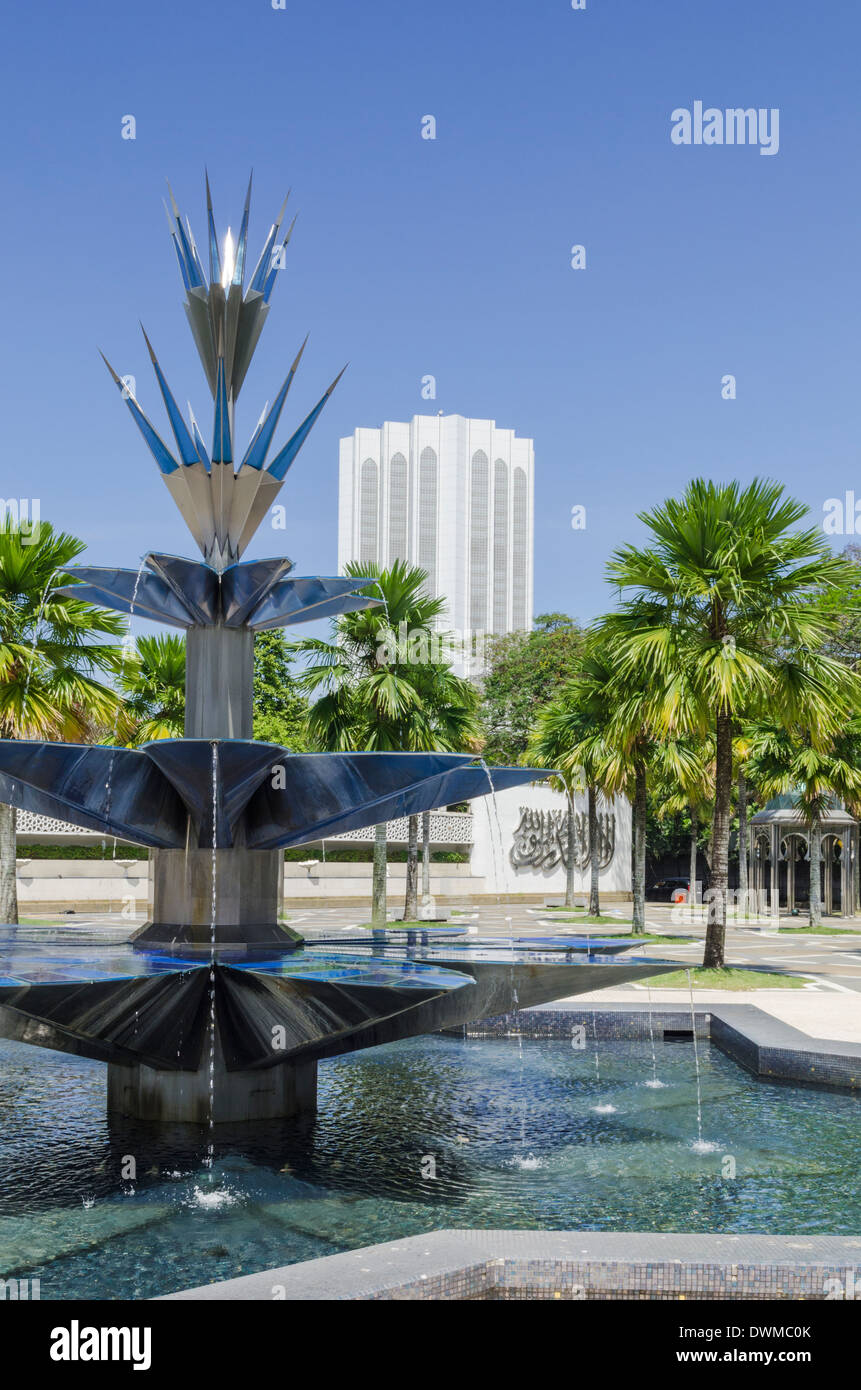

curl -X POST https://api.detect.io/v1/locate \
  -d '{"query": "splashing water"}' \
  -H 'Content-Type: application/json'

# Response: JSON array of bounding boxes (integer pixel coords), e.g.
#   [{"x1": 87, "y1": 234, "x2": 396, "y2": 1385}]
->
[
  {"x1": 506, "y1": 1151, "x2": 544, "y2": 1171},
  {"x1": 186, "y1": 1185, "x2": 238, "y2": 1211}
]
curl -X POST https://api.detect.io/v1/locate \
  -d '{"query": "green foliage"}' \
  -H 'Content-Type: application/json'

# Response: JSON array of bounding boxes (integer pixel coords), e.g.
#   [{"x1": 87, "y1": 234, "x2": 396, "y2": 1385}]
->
[
  {"x1": 114, "y1": 634, "x2": 186, "y2": 746},
  {"x1": 479, "y1": 612, "x2": 585, "y2": 764},
  {"x1": 0, "y1": 518, "x2": 125, "y2": 739},
  {"x1": 253, "y1": 629, "x2": 311, "y2": 748},
  {"x1": 809, "y1": 542, "x2": 861, "y2": 670},
  {"x1": 288, "y1": 560, "x2": 479, "y2": 753}
]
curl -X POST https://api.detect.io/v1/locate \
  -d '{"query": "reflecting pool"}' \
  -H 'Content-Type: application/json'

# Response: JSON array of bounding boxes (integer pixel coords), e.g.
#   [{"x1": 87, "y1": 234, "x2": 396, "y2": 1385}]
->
[{"x1": 0, "y1": 1034, "x2": 857, "y2": 1299}]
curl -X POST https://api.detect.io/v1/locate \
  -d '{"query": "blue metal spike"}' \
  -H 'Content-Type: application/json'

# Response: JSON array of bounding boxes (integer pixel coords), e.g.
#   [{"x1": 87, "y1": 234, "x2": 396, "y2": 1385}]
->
[
  {"x1": 232, "y1": 172, "x2": 253, "y2": 287},
  {"x1": 140, "y1": 327, "x2": 200, "y2": 467},
  {"x1": 171, "y1": 234, "x2": 192, "y2": 291},
  {"x1": 100, "y1": 352, "x2": 180, "y2": 476},
  {"x1": 164, "y1": 199, "x2": 192, "y2": 290},
  {"x1": 265, "y1": 366, "x2": 346, "y2": 482},
  {"x1": 239, "y1": 338, "x2": 308, "y2": 471},
  {"x1": 188, "y1": 405, "x2": 211, "y2": 471},
  {"x1": 205, "y1": 169, "x2": 221, "y2": 285},
  {"x1": 248, "y1": 191, "x2": 289, "y2": 294},
  {"x1": 212, "y1": 357, "x2": 233, "y2": 465},
  {"x1": 262, "y1": 217, "x2": 296, "y2": 303},
  {"x1": 174, "y1": 214, "x2": 204, "y2": 290},
  {"x1": 185, "y1": 217, "x2": 207, "y2": 288}
]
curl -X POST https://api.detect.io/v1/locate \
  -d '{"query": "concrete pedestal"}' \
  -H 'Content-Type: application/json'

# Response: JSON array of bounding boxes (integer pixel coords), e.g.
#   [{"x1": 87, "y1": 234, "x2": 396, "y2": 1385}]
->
[
  {"x1": 107, "y1": 1056, "x2": 318, "y2": 1124},
  {"x1": 185, "y1": 624, "x2": 254, "y2": 740},
  {"x1": 134, "y1": 846, "x2": 300, "y2": 950}
]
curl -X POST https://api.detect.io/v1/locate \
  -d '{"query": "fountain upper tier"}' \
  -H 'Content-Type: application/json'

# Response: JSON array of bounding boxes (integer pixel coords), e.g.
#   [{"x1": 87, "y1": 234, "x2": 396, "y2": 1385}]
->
[{"x1": 101, "y1": 177, "x2": 343, "y2": 570}]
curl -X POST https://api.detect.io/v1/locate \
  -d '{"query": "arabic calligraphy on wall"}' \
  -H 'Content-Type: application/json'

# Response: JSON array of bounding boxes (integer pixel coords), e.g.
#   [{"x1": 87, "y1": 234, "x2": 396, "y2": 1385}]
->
[{"x1": 509, "y1": 806, "x2": 616, "y2": 872}]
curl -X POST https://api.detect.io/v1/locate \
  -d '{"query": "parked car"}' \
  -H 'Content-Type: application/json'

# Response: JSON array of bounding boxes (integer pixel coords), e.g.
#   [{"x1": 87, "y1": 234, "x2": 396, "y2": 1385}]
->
[{"x1": 646, "y1": 876, "x2": 691, "y2": 904}]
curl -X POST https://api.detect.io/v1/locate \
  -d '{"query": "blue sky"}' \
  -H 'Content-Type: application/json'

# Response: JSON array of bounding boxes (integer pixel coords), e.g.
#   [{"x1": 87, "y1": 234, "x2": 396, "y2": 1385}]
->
[{"x1": 1, "y1": 0, "x2": 859, "y2": 630}]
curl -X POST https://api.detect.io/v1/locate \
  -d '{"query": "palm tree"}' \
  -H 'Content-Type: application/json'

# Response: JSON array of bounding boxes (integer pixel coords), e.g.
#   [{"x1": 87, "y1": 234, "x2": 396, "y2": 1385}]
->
[
  {"x1": 0, "y1": 520, "x2": 125, "y2": 921},
  {"x1": 111, "y1": 634, "x2": 186, "y2": 746},
  {"x1": 528, "y1": 650, "x2": 619, "y2": 918},
  {"x1": 607, "y1": 478, "x2": 860, "y2": 966},
  {"x1": 289, "y1": 560, "x2": 479, "y2": 924},
  {"x1": 745, "y1": 719, "x2": 861, "y2": 926}
]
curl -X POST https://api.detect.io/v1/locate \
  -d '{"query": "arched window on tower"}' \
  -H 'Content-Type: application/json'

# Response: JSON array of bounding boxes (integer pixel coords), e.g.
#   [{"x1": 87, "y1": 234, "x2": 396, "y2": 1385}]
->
[
  {"x1": 418, "y1": 446, "x2": 438, "y2": 595},
  {"x1": 493, "y1": 458, "x2": 509, "y2": 633},
  {"x1": 512, "y1": 466, "x2": 528, "y2": 629},
  {"x1": 359, "y1": 457, "x2": 378, "y2": 564},
  {"x1": 388, "y1": 452, "x2": 408, "y2": 566},
  {"x1": 470, "y1": 450, "x2": 489, "y2": 633}
]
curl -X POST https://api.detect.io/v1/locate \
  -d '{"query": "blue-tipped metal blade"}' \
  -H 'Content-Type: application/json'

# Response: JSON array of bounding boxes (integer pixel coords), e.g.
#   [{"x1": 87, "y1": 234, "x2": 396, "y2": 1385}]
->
[
  {"x1": 0, "y1": 741, "x2": 187, "y2": 849},
  {"x1": 188, "y1": 406, "x2": 211, "y2": 471},
  {"x1": 100, "y1": 353, "x2": 180, "y2": 476},
  {"x1": 164, "y1": 198, "x2": 192, "y2": 290},
  {"x1": 239, "y1": 337, "x2": 307, "y2": 471},
  {"x1": 241, "y1": 753, "x2": 480, "y2": 850},
  {"x1": 142, "y1": 738, "x2": 283, "y2": 847},
  {"x1": 212, "y1": 356, "x2": 233, "y2": 465},
  {"x1": 232, "y1": 172, "x2": 252, "y2": 287},
  {"x1": 248, "y1": 191, "x2": 289, "y2": 294},
  {"x1": 220, "y1": 556, "x2": 296, "y2": 626},
  {"x1": 205, "y1": 169, "x2": 221, "y2": 285},
  {"x1": 141, "y1": 327, "x2": 200, "y2": 467},
  {"x1": 247, "y1": 575, "x2": 380, "y2": 630},
  {"x1": 53, "y1": 566, "x2": 198, "y2": 630},
  {"x1": 261, "y1": 215, "x2": 296, "y2": 303},
  {"x1": 265, "y1": 367, "x2": 346, "y2": 482},
  {"x1": 144, "y1": 553, "x2": 220, "y2": 625},
  {"x1": 170, "y1": 198, "x2": 204, "y2": 291}
]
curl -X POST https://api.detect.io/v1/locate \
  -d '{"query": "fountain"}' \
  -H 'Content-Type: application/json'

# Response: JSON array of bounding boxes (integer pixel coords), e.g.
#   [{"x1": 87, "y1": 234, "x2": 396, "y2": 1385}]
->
[{"x1": 0, "y1": 176, "x2": 676, "y2": 1126}]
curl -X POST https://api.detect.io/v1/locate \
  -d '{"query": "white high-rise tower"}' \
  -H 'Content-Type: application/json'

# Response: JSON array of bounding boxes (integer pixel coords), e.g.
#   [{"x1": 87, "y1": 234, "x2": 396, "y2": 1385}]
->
[{"x1": 338, "y1": 414, "x2": 534, "y2": 671}]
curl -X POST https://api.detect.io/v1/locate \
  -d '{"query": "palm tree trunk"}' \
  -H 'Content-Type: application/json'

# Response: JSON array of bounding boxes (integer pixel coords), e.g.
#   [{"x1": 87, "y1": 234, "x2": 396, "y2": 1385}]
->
[
  {"x1": 405, "y1": 814, "x2": 419, "y2": 920},
  {"x1": 565, "y1": 787, "x2": 576, "y2": 909},
  {"x1": 737, "y1": 770, "x2": 748, "y2": 909},
  {"x1": 588, "y1": 783, "x2": 600, "y2": 917},
  {"x1": 854, "y1": 830, "x2": 860, "y2": 917},
  {"x1": 704, "y1": 709, "x2": 732, "y2": 968},
  {"x1": 372, "y1": 822, "x2": 387, "y2": 925},
  {"x1": 809, "y1": 817, "x2": 822, "y2": 927},
  {"x1": 0, "y1": 804, "x2": 17, "y2": 924},
  {"x1": 632, "y1": 764, "x2": 647, "y2": 934},
  {"x1": 421, "y1": 810, "x2": 431, "y2": 902},
  {"x1": 689, "y1": 807, "x2": 698, "y2": 914}
]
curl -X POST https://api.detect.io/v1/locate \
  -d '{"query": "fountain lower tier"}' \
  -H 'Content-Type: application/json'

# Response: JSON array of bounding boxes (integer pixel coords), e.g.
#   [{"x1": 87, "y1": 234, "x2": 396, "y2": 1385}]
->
[{"x1": 0, "y1": 942, "x2": 678, "y2": 1123}]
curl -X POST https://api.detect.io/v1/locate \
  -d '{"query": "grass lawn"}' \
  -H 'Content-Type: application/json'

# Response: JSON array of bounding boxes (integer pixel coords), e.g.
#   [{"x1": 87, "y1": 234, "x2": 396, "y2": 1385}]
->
[
  {"x1": 548, "y1": 914, "x2": 633, "y2": 926},
  {"x1": 764, "y1": 924, "x2": 861, "y2": 935},
  {"x1": 643, "y1": 966, "x2": 806, "y2": 990}
]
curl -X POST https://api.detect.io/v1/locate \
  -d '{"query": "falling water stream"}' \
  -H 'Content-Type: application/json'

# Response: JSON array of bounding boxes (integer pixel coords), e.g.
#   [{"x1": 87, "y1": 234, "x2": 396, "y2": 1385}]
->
[
  {"x1": 590, "y1": 1012, "x2": 616, "y2": 1114},
  {"x1": 686, "y1": 969, "x2": 717, "y2": 1153},
  {"x1": 643, "y1": 982, "x2": 666, "y2": 1089},
  {"x1": 205, "y1": 742, "x2": 218, "y2": 1174}
]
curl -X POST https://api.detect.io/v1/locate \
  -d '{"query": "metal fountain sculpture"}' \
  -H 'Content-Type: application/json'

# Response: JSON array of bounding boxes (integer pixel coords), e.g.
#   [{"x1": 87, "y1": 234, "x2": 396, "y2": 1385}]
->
[{"x1": 0, "y1": 177, "x2": 674, "y2": 1124}]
